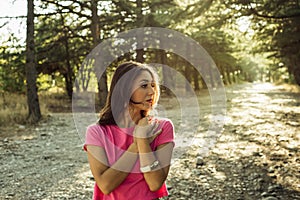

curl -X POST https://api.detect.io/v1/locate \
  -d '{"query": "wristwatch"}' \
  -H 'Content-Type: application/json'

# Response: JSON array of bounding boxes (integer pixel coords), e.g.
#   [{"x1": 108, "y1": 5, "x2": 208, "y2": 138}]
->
[{"x1": 140, "y1": 160, "x2": 159, "y2": 173}]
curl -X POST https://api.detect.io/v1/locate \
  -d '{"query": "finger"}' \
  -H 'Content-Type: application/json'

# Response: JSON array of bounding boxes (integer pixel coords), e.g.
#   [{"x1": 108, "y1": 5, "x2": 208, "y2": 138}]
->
[
  {"x1": 149, "y1": 129, "x2": 162, "y2": 143},
  {"x1": 153, "y1": 128, "x2": 162, "y2": 136},
  {"x1": 148, "y1": 124, "x2": 160, "y2": 138},
  {"x1": 149, "y1": 117, "x2": 158, "y2": 125},
  {"x1": 147, "y1": 115, "x2": 154, "y2": 122},
  {"x1": 147, "y1": 122, "x2": 157, "y2": 135},
  {"x1": 152, "y1": 121, "x2": 160, "y2": 132}
]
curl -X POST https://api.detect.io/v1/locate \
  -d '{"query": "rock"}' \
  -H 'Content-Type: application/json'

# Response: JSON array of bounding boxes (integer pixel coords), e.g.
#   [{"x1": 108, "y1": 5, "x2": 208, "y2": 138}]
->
[
  {"x1": 1, "y1": 84, "x2": 299, "y2": 200},
  {"x1": 268, "y1": 184, "x2": 281, "y2": 192},
  {"x1": 192, "y1": 169, "x2": 201, "y2": 175},
  {"x1": 179, "y1": 190, "x2": 191, "y2": 196},
  {"x1": 167, "y1": 184, "x2": 173, "y2": 190},
  {"x1": 252, "y1": 152, "x2": 262, "y2": 157},
  {"x1": 18, "y1": 125, "x2": 26, "y2": 129},
  {"x1": 268, "y1": 167, "x2": 275, "y2": 173},
  {"x1": 196, "y1": 156, "x2": 205, "y2": 166},
  {"x1": 40, "y1": 133, "x2": 48, "y2": 137},
  {"x1": 7, "y1": 193, "x2": 15, "y2": 197},
  {"x1": 261, "y1": 192, "x2": 269, "y2": 197},
  {"x1": 262, "y1": 197, "x2": 278, "y2": 200}
]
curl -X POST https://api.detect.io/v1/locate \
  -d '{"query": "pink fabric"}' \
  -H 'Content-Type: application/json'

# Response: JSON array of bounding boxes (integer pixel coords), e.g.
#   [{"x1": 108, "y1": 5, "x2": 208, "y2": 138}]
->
[{"x1": 84, "y1": 118, "x2": 174, "y2": 200}]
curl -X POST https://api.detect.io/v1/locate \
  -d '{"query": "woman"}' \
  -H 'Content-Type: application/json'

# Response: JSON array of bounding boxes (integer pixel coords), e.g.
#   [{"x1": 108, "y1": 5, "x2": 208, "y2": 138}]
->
[{"x1": 84, "y1": 61, "x2": 175, "y2": 200}]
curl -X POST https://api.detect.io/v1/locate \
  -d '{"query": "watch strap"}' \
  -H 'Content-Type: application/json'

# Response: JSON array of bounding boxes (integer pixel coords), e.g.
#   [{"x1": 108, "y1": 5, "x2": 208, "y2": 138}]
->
[{"x1": 140, "y1": 160, "x2": 159, "y2": 173}]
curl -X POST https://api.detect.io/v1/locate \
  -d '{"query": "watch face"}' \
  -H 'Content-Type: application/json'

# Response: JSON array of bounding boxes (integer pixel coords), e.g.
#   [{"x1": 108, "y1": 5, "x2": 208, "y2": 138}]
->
[
  {"x1": 151, "y1": 160, "x2": 159, "y2": 170},
  {"x1": 140, "y1": 160, "x2": 159, "y2": 172}
]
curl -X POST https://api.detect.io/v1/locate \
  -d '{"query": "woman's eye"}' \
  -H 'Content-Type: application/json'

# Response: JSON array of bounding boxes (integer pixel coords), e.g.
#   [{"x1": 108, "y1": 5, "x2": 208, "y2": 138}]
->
[
  {"x1": 141, "y1": 84, "x2": 147, "y2": 88},
  {"x1": 151, "y1": 83, "x2": 156, "y2": 87}
]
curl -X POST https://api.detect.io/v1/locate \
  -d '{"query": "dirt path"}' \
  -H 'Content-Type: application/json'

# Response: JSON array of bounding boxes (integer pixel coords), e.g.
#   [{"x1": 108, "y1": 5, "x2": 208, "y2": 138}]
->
[{"x1": 0, "y1": 83, "x2": 299, "y2": 200}]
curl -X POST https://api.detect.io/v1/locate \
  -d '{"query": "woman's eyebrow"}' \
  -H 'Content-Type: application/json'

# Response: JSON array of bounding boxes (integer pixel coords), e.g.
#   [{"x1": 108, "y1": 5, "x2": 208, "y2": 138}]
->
[{"x1": 139, "y1": 79, "x2": 152, "y2": 83}]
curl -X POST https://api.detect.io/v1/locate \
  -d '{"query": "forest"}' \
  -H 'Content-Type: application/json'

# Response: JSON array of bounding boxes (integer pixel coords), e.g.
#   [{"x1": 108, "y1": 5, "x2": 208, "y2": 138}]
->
[
  {"x1": 0, "y1": 0, "x2": 300, "y2": 122},
  {"x1": 1, "y1": 1, "x2": 300, "y2": 199}
]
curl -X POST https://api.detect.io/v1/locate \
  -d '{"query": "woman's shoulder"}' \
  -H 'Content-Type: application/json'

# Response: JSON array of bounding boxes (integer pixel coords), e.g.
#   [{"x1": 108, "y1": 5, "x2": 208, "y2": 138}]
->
[
  {"x1": 155, "y1": 117, "x2": 174, "y2": 129},
  {"x1": 87, "y1": 123, "x2": 101, "y2": 130},
  {"x1": 87, "y1": 123, "x2": 115, "y2": 134},
  {"x1": 156, "y1": 117, "x2": 173, "y2": 124},
  {"x1": 84, "y1": 124, "x2": 117, "y2": 149}
]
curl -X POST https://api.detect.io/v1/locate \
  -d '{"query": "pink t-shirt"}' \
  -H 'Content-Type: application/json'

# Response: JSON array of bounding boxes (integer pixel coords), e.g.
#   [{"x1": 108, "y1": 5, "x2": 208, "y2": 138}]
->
[{"x1": 84, "y1": 118, "x2": 174, "y2": 200}]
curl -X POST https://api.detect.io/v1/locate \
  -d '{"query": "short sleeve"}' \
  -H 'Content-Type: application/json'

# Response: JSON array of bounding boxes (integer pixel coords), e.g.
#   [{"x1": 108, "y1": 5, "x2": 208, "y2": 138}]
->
[
  {"x1": 83, "y1": 124, "x2": 105, "y2": 151},
  {"x1": 154, "y1": 119, "x2": 175, "y2": 147}
]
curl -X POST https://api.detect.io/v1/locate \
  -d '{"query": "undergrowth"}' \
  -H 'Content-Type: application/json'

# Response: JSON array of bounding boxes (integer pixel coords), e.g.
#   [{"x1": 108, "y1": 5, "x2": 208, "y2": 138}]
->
[{"x1": 0, "y1": 91, "x2": 71, "y2": 126}]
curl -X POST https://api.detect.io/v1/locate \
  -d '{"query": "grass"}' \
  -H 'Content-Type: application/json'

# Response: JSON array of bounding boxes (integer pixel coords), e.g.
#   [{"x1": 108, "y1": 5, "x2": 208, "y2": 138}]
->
[
  {"x1": 1, "y1": 82, "x2": 299, "y2": 126},
  {"x1": 0, "y1": 92, "x2": 29, "y2": 126},
  {"x1": 0, "y1": 91, "x2": 71, "y2": 126},
  {"x1": 280, "y1": 83, "x2": 300, "y2": 93}
]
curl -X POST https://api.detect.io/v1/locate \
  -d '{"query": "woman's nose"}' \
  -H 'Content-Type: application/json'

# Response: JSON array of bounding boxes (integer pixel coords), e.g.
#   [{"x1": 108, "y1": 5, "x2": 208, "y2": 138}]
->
[{"x1": 148, "y1": 86, "x2": 154, "y2": 95}]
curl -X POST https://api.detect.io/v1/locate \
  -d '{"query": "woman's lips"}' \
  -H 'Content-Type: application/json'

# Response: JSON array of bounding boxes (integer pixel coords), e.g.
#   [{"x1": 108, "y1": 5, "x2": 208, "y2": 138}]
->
[{"x1": 146, "y1": 99, "x2": 153, "y2": 104}]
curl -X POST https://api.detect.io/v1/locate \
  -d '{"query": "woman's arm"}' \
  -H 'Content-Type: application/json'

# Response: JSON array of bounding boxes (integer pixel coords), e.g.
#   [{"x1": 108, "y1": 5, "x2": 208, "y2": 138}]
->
[
  {"x1": 137, "y1": 140, "x2": 174, "y2": 191},
  {"x1": 134, "y1": 117, "x2": 174, "y2": 191},
  {"x1": 86, "y1": 144, "x2": 138, "y2": 195}
]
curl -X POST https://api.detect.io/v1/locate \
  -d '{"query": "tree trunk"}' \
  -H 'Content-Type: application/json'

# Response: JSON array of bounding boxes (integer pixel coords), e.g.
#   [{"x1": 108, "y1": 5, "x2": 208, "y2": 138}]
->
[
  {"x1": 63, "y1": 72, "x2": 73, "y2": 98},
  {"x1": 135, "y1": 0, "x2": 144, "y2": 62},
  {"x1": 226, "y1": 68, "x2": 232, "y2": 84},
  {"x1": 185, "y1": 44, "x2": 193, "y2": 94},
  {"x1": 63, "y1": 26, "x2": 73, "y2": 99},
  {"x1": 193, "y1": 67, "x2": 200, "y2": 91},
  {"x1": 184, "y1": 65, "x2": 192, "y2": 94},
  {"x1": 91, "y1": 0, "x2": 108, "y2": 109},
  {"x1": 25, "y1": 0, "x2": 41, "y2": 123},
  {"x1": 60, "y1": 12, "x2": 74, "y2": 99},
  {"x1": 294, "y1": 67, "x2": 300, "y2": 86},
  {"x1": 160, "y1": 50, "x2": 174, "y2": 96},
  {"x1": 219, "y1": 64, "x2": 227, "y2": 85}
]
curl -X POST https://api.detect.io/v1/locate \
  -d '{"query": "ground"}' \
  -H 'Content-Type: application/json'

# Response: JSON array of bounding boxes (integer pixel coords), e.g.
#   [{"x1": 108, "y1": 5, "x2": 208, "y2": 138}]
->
[{"x1": 0, "y1": 83, "x2": 299, "y2": 200}]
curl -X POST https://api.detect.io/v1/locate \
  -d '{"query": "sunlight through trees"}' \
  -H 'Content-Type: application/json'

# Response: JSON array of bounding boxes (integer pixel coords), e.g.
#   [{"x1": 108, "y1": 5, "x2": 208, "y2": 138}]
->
[{"x1": 0, "y1": 0, "x2": 299, "y2": 123}]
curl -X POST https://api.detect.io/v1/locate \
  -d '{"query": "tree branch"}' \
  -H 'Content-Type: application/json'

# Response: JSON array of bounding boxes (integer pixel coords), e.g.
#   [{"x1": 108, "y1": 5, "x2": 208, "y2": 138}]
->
[
  {"x1": 0, "y1": 16, "x2": 26, "y2": 19},
  {"x1": 41, "y1": 0, "x2": 90, "y2": 18},
  {"x1": 249, "y1": 8, "x2": 300, "y2": 19}
]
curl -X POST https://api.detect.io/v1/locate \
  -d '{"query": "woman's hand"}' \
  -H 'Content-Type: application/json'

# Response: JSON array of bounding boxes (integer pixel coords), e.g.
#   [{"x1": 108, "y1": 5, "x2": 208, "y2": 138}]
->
[{"x1": 133, "y1": 116, "x2": 162, "y2": 144}]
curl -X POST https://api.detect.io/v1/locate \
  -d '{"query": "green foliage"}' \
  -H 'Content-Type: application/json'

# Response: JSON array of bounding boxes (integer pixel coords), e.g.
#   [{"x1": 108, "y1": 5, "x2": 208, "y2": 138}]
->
[
  {"x1": 0, "y1": 39, "x2": 26, "y2": 93},
  {"x1": 1, "y1": 0, "x2": 300, "y2": 101},
  {"x1": 233, "y1": 0, "x2": 300, "y2": 85}
]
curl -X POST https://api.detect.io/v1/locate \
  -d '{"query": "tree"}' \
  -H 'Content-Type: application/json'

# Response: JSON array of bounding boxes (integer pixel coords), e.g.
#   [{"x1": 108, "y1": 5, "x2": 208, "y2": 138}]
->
[
  {"x1": 229, "y1": 0, "x2": 300, "y2": 85},
  {"x1": 91, "y1": 0, "x2": 108, "y2": 109},
  {"x1": 35, "y1": 1, "x2": 92, "y2": 98},
  {"x1": 170, "y1": 0, "x2": 242, "y2": 86},
  {"x1": 25, "y1": 0, "x2": 41, "y2": 123},
  {"x1": 38, "y1": 0, "x2": 109, "y2": 105},
  {"x1": 0, "y1": 37, "x2": 26, "y2": 92}
]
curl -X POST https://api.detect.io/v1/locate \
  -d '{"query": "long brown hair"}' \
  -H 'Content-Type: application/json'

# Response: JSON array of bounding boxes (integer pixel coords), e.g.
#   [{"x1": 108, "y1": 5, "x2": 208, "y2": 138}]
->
[{"x1": 98, "y1": 61, "x2": 160, "y2": 125}]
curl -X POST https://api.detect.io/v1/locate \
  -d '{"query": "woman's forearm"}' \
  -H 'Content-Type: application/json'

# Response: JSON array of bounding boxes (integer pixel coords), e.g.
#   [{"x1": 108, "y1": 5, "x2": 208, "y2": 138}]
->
[
  {"x1": 89, "y1": 144, "x2": 138, "y2": 194},
  {"x1": 137, "y1": 140, "x2": 171, "y2": 191}
]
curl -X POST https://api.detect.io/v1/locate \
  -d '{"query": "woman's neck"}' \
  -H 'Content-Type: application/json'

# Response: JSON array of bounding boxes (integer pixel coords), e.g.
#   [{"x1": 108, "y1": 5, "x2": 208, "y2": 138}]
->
[{"x1": 118, "y1": 108, "x2": 142, "y2": 128}]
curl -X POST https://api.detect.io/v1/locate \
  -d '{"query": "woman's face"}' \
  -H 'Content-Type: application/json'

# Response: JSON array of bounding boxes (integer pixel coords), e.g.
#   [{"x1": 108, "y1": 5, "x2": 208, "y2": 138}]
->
[{"x1": 130, "y1": 70, "x2": 156, "y2": 112}]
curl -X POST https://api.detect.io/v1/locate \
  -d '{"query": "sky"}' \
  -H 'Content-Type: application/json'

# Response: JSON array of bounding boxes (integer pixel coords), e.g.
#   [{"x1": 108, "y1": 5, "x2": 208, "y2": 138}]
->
[
  {"x1": 0, "y1": 0, "x2": 27, "y2": 17},
  {"x1": 0, "y1": 0, "x2": 27, "y2": 45},
  {"x1": 0, "y1": 0, "x2": 252, "y2": 47}
]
